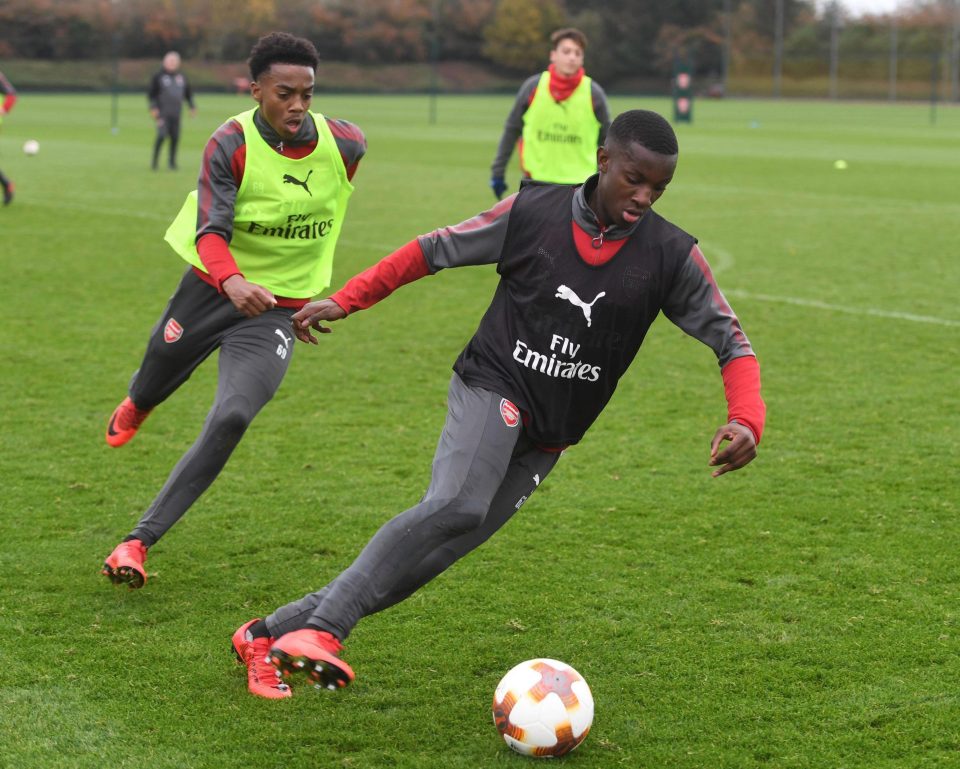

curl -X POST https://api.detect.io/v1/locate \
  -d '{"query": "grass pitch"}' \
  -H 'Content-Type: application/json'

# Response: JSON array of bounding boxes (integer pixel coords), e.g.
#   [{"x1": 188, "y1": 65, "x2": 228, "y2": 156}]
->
[{"x1": 0, "y1": 92, "x2": 958, "y2": 768}]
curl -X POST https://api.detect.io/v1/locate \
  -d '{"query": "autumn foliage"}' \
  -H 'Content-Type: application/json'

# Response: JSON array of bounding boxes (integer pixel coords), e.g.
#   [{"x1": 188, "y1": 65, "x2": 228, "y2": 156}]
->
[{"x1": 0, "y1": 0, "x2": 954, "y2": 88}]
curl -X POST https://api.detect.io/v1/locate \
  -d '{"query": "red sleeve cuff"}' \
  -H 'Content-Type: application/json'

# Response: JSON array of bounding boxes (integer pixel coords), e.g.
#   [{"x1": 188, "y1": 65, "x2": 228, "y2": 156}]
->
[
  {"x1": 721, "y1": 355, "x2": 766, "y2": 444},
  {"x1": 329, "y1": 239, "x2": 429, "y2": 313},
  {"x1": 196, "y1": 233, "x2": 242, "y2": 292}
]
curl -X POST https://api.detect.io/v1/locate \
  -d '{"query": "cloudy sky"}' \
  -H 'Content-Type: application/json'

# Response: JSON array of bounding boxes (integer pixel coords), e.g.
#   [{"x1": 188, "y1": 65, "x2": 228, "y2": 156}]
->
[{"x1": 831, "y1": 0, "x2": 901, "y2": 16}]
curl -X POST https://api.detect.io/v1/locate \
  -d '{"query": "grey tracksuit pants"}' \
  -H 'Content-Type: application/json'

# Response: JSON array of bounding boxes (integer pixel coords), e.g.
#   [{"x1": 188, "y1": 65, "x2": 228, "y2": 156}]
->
[
  {"x1": 265, "y1": 372, "x2": 562, "y2": 641},
  {"x1": 125, "y1": 269, "x2": 295, "y2": 545}
]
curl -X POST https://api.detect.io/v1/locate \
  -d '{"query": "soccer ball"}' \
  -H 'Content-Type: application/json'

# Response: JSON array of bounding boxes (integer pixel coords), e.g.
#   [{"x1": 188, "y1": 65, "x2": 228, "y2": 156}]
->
[
  {"x1": 492, "y1": 658, "x2": 594, "y2": 758},
  {"x1": 23, "y1": 139, "x2": 39, "y2": 156}
]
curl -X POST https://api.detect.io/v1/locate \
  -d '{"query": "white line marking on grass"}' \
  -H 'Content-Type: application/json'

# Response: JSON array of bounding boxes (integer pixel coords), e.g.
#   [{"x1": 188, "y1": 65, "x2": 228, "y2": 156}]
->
[
  {"x1": 699, "y1": 242, "x2": 734, "y2": 275},
  {"x1": 47, "y1": 202, "x2": 954, "y2": 329},
  {"x1": 725, "y1": 289, "x2": 960, "y2": 328}
]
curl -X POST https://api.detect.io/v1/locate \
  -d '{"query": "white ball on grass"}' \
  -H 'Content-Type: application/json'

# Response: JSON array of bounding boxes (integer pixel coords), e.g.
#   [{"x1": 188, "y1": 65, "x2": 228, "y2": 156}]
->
[{"x1": 492, "y1": 658, "x2": 594, "y2": 757}]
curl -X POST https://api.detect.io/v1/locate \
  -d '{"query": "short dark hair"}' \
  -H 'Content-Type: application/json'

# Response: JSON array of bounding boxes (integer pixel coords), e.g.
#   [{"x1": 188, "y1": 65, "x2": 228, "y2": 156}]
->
[
  {"x1": 247, "y1": 32, "x2": 320, "y2": 81},
  {"x1": 607, "y1": 110, "x2": 678, "y2": 156},
  {"x1": 551, "y1": 28, "x2": 587, "y2": 51}
]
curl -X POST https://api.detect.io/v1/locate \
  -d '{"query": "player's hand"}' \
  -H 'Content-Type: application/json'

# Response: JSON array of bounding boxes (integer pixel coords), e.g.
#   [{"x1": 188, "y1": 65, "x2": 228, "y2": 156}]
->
[
  {"x1": 490, "y1": 176, "x2": 507, "y2": 200},
  {"x1": 222, "y1": 275, "x2": 277, "y2": 318},
  {"x1": 291, "y1": 299, "x2": 347, "y2": 345},
  {"x1": 708, "y1": 422, "x2": 757, "y2": 477}
]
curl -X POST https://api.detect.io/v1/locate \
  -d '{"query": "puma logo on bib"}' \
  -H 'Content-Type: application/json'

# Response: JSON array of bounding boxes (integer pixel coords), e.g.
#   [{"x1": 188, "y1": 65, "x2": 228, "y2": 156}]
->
[{"x1": 555, "y1": 284, "x2": 605, "y2": 327}]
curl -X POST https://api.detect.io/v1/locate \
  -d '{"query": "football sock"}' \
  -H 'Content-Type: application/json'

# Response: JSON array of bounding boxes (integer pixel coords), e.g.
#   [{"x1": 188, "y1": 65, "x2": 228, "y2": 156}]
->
[
  {"x1": 247, "y1": 619, "x2": 271, "y2": 639},
  {"x1": 305, "y1": 622, "x2": 340, "y2": 641}
]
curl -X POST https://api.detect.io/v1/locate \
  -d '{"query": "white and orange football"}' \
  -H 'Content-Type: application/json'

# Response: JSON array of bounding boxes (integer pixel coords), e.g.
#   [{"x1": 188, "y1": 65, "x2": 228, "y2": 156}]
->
[{"x1": 492, "y1": 658, "x2": 594, "y2": 757}]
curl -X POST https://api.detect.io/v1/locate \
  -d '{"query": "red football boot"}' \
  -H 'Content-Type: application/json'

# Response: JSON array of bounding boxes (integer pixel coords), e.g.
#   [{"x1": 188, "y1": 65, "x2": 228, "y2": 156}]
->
[
  {"x1": 101, "y1": 538, "x2": 148, "y2": 589},
  {"x1": 269, "y1": 629, "x2": 355, "y2": 690},
  {"x1": 232, "y1": 619, "x2": 292, "y2": 700},
  {"x1": 106, "y1": 397, "x2": 152, "y2": 447}
]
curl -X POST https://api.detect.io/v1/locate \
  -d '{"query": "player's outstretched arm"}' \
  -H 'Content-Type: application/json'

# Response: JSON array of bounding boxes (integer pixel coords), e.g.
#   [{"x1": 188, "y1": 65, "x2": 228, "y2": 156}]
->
[
  {"x1": 292, "y1": 299, "x2": 347, "y2": 345},
  {"x1": 708, "y1": 422, "x2": 757, "y2": 477}
]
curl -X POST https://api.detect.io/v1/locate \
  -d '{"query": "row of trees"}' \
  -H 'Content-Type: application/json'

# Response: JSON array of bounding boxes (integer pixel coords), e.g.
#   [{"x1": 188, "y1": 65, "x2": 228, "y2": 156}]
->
[{"x1": 0, "y1": 0, "x2": 956, "y2": 89}]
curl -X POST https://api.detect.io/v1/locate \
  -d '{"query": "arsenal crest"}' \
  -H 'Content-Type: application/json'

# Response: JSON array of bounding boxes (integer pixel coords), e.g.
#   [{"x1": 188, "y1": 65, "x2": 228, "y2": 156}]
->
[
  {"x1": 163, "y1": 318, "x2": 183, "y2": 343},
  {"x1": 500, "y1": 398, "x2": 520, "y2": 428},
  {"x1": 622, "y1": 265, "x2": 652, "y2": 299}
]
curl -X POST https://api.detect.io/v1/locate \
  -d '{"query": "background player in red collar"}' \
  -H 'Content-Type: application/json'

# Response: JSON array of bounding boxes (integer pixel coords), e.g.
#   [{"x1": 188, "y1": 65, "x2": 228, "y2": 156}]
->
[
  {"x1": 231, "y1": 110, "x2": 764, "y2": 698},
  {"x1": 490, "y1": 28, "x2": 610, "y2": 199}
]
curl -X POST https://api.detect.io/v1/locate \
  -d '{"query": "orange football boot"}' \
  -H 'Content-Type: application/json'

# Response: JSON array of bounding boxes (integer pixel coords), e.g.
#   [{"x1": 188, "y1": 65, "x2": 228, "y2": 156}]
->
[
  {"x1": 101, "y1": 538, "x2": 148, "y2": 589},
  {"x1": 232, "y1": 619, "x2": 292, "y2": 699},
  {"x1": 269, "y1": 629, "x2": 355, "y2": 690},
  {"x1": 105, "y1": 397, "x2": 152, "y2": 447}
]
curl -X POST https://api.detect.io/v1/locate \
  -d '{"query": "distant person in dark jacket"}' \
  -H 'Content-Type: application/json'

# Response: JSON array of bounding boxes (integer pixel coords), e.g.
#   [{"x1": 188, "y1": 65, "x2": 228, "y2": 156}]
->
[{"x1": 148, "y1": 51, "x2": 195, "y2": 170}]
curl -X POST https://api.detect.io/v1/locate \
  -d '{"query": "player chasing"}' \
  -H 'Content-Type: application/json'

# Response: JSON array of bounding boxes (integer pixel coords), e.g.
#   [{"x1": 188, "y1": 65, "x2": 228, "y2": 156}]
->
[
  {"x1": 231, "y1": 109, "x2": 766, "y2": 699},
  {"x1": 99, "y1": 29, "x2": 366, "y2": 660}
]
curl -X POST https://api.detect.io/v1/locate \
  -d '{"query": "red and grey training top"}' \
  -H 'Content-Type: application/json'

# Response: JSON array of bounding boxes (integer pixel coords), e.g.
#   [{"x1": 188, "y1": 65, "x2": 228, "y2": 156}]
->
[
  {"x1": 191, "y1": 109, "x2": 366, "y2": 307},
  {"x1": 0, "y1": 71, "x2": 16, "y2": 114},
  {"x1": 455, "y1": 182, "x2": 698, "y2": 447},
  {"x1": 330, "y1": 176, "x2": 765, "y2": 447},
  {"x1": 491, "y1": 65, "x2": 610, "y2": 180}
]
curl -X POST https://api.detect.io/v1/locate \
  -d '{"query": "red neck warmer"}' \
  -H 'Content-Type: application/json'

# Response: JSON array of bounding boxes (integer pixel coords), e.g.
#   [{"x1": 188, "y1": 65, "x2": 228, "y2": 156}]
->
[{"x1": 547, "y1": 64, "x2": 585, "y2": 102}]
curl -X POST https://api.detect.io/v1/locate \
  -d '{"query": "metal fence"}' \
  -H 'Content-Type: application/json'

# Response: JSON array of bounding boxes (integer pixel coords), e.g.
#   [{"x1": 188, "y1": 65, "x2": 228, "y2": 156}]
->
[
  {"x1": 727, "y1": 51, "x2": 957, "y2": 102},
  {"x1": 719, "y1": 4, "x2": 960, "y2": 103}
]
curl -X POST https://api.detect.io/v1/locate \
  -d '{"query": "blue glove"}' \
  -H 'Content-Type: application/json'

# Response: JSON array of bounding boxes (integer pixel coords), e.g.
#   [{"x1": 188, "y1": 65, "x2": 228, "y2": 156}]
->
[{"x1": 490, "y1": 176, "x2": 507, "y2": 200}]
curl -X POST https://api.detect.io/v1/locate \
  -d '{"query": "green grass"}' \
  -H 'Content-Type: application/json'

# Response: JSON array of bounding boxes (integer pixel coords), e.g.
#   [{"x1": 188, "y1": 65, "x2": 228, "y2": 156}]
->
[{"x1": 1, "y1": 93, "x2": 958, "y2": 768}]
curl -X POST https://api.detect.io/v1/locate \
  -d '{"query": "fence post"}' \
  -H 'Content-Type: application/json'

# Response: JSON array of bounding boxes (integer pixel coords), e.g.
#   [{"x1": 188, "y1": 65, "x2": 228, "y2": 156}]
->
[
  {"x1": 930, "y1": 51, "x2": 940, "y2": 124},
  {"x1": 428, "y1": 0, "x2": 441, "y2": 125},
  {"x1": 773, "y1": 0, "x2": 784, "y2": 98},
  {"x1": 951, "y1": 0, "x2": 959, "y2": 102},
  {"x1": 889, "y1": 16, "x2": 898, "y2": 102},
  {"x1": 110, "y1": 29, "x2": 120, "y2": 134},
  {"x1": 722, "y1": 0, "x2": 731, "y2": 94},
  {"x1": 829, "y1": 9, "x2": 842, "y2": 99}
]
